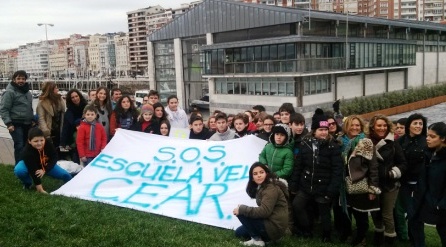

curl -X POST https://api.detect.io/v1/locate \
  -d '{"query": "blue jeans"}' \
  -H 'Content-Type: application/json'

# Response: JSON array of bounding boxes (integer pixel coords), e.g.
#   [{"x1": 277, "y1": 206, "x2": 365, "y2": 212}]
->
[
  {"x1": 236, "y1": 215, "x2": 270, "y2": 242},
  {"x1": 14, "y1": 160, "x2": 72, "y2": 187},
  {"x1": 10, "y1": 124, "x2": 31, "y2": 165},
  {"x1": 399, "y1": 183, "x2": 418, "y2": 242}
]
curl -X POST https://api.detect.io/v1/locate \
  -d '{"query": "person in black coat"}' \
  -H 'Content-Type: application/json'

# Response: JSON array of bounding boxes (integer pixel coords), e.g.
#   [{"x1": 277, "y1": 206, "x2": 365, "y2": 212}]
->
[
  {"x1": 368, "y1": 114, "x2": 407, "y2": 245},
  {"x1": 396, "y1": 113, "x2": 428, "y2": 244},
  {"x1": 189, "y1": 115, "x2": 214, "y2": 140},
  {"x1": 412, "y1": 122, "x2": 446, "y2": 247},
  {"x1": 290, "y1": 113, "x2": 343, "y2": 242}
]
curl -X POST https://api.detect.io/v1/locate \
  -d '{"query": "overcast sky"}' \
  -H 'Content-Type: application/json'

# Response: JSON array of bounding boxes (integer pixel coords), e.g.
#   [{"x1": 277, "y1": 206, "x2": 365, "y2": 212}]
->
[{"x1": 0, "y1": 0, "x2": 190, "y2": 50}]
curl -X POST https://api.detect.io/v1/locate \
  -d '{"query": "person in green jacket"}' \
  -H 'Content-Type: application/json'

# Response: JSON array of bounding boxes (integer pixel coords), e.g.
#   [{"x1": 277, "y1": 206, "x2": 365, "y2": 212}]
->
[
  {"x1": 259, "y1": 123, "x2": 294, "y2": 180},
  {"x1": 233, "y1": 162, "x2": 289, "y2": 246}
]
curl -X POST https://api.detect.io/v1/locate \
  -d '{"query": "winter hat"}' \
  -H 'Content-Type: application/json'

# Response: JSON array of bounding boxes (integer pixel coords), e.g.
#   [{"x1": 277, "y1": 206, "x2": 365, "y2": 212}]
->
[
  {"x1": 270, "y1": 123, "x2": 292, "y2": 144},
  {"x1": 311, "y1": 108, "x2": 329, "y2": 130},
  {"x1": 140, "y1": 104, "x2": 154, "y2": 115}
]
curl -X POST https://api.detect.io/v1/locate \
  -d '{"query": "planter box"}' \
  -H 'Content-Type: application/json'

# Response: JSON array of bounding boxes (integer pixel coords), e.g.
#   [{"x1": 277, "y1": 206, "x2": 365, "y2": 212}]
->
[{"x1": 360, "y1": 95, "x2": 446, "y2": 120}]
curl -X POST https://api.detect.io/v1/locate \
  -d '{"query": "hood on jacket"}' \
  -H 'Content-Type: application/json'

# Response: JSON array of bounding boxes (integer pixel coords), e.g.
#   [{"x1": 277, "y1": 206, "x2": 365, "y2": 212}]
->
[{"x1": 269, "y1": 123, "x2": 292, "y2": 146}]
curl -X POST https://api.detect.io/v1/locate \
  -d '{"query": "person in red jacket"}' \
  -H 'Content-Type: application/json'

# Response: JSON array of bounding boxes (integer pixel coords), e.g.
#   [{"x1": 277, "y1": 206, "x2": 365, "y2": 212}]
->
[{"x1": 76, "y1": 105, "x2": 107, "y2": 166}]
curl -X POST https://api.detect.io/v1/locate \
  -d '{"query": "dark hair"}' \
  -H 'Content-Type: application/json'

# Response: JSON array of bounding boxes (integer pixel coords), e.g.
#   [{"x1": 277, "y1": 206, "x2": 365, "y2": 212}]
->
[
  {"x1": 189, "y1": 115, "x2": 204, "y2": 125},
  {"x1": 215, "y1": 112, "x2": 228, "y2": 122},
  {"x1": 66, "y1": 89, "x2": 88, "y2": 110},
  {"x1": 234, "y1": 113, "x2": 249, "y2": 124},
  {"x1": 92, "y1": 86, "x2": 112, "y2": 114},
  {"x1": 252, "y1": 105, "x2": 265, "y2": 112},
  {"x1": 88, "y1": 89, "x2": 96, "y2": 96},
  {"x1": 113, "y1": 95, "x2": 139, "y2": 125},
  {"x1": 153, "y1": 102, "x2": 168, "y2": 122},
  {"x1": 397, "y1": 118, "x2": 408, "y2": 126},
  {"x1": 213, "y1": 110, "x2": 222, "y2": 116},
  {"x1": 167, "y1": 95, "x2": 178, "y2": 104},
  {"x1": 111, "y1": 88, "x2": 121, "y2": 96},
  {"x1": 290, "y1": 113, "x2": 306, "y2": 125},
  {"x1": 13, "y1": 70, "x2": 28, "y2": 80},
  {"x1": 28, "y1": 127, "x2": 44, "y2": 140},
  {"x1": 246, "y1": 162, "x2": 273, "y2": 198},
  {"x1": 148, "y1": 90, "x2": 159, "y2": 97},
  {"x1": 160, "y1": 119, "x2": 171, "y2": 135},
  {"x1": 278, "y1": 103, "x2": 295, "y2": 114},
  {"x1": 405, "y1": 114, "x2": 427, "y2": 136},
  {"x1": 428, "y1": 122, "x2": 446, "y2": 141},
  {"x1": 262, "y1": 114, "x2": 275, "y2": 124},
  {"x1": 83, "y1": 104, "x2": 98, "y2": 115}
]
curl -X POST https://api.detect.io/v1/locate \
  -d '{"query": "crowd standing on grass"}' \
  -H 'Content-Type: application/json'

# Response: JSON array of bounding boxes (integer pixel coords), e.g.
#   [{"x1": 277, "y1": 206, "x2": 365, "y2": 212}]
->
[{"x1": 2, "y1": 70, "x2": 445, "y2": 246}]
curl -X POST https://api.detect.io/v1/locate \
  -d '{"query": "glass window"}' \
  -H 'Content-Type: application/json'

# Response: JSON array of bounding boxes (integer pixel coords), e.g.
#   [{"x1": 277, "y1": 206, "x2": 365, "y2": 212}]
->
[
  {"x1": 255, "y1": 46, "x2": 262, "y2": 61},
  {"x1": 270, "y1": 82, "x2": 278, "y2": 96},
  {"x1": 262, "y1": 46, "x2": 270, "y2": 60},
  {"x1": 262, "y1": 82, "x2": 270, "y2": 95},
  {"x1": 286, "y1": 44, "x2": 295, "y2": 59},
  {"x1": 278, "y1": 44, "x2": 286, "y2": 60},
  {"x1": 270, "y1": 45, "x2": 278, "y2": 60}
]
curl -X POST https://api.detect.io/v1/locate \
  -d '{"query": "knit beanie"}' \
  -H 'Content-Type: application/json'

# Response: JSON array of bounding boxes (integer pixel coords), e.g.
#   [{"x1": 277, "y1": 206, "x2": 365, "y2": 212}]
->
[
  {"x1": 311, "y1": 108, "x2": 329, "y2": 130},
  {"x1": 140, "y1": 104, "x2": 154, "y2": 115}
]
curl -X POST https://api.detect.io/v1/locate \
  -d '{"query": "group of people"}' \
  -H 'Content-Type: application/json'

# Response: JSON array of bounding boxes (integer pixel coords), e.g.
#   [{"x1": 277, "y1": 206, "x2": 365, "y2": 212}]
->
[{"x1": 1, "y1": 70, "x2": 445, "y2": 247}]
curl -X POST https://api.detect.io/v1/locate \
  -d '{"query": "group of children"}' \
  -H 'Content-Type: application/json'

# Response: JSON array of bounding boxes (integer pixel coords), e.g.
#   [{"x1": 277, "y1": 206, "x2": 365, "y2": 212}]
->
[{"x1": 12, "y1": 90, "x2": 446, "y2": 247}]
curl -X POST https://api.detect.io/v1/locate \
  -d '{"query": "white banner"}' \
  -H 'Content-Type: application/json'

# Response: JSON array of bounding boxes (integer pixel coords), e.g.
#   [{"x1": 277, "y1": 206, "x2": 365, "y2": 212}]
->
[{"x1": 52, "y1": 129, "x2": 266, "y2": 229}]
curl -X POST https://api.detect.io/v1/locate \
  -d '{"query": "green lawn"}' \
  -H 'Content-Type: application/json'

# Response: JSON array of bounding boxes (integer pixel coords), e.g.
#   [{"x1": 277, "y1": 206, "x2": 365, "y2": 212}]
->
[{"x1": 0, "y1": 165, "x2": 441, "y2": 247}]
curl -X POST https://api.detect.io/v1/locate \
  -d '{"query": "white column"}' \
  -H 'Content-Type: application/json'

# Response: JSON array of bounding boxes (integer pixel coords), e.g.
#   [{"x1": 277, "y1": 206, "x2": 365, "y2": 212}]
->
[
  {"x1": 147, "y1": 41, "x2": 156, "y2": 90},
  {"x1": 206, "y1": 33, "x2": 214, "y2": 112},
  {"x1": 174, "y1": 38, "x2": 185, "y2": 109}
]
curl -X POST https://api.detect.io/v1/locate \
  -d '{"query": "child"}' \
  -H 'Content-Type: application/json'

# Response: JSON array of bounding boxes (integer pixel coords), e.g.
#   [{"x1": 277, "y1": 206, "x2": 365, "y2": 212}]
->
[
  {"x1": 189, "y1": 115, "x2": 214, "y2": 140},
  {"x1": 130, "y1": 104, "x2": 160, "y2": 134},
  {"x1": 257, "y1": 115, "x2": 275, "y2": 142},
  {"x1": 109, "y1": 95, "x2": 139, "y2": 137},
  {"x1": 164, "y1": 95, "x2": 188, "y2": 128},
  {"x1": 209, "y1": 112, "x2": 238, "y2": 141},
  {"x1": 13, "y1": 127, "x2": 72, "y2": 193},
  {"x1": 76, "y1": 105, "x2": 107, "y2": 166},
  {"x1": 234, "y1": 113, "x2": 256, "y2": 138},
  {"x1": 233, "y1": 162, "x2": 289, "y2": 246},
  {"x1": 148, "y1": 90, "x2": 160, "y2": 105},
  {"x1": 278, "y1": 103, "x2": 296, "y2": 125},
  {"x1": 289, "y1": 113, "x2": 309, "y2": 152},
  {"x1": 259, "y1": 123, "x2": 294, "y2": 180},
  {"x1": 159, "y1": 120, "x2": 171, "y2": 136}
]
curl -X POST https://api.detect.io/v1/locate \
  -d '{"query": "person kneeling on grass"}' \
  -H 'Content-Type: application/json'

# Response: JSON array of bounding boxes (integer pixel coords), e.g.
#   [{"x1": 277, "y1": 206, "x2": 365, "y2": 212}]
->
[
  {"x1": 14, "y1": 127, "x2": 72, "y2": 193},
  {"x1": 233, "y1": 162, "x2": 289, "y2": 246}
]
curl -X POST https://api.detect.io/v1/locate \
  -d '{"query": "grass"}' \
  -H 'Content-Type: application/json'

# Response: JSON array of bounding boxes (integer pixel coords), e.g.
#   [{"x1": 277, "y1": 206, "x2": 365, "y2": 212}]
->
[{"x1": 0, "y1": 164, "x2": 441, "y2": 247}]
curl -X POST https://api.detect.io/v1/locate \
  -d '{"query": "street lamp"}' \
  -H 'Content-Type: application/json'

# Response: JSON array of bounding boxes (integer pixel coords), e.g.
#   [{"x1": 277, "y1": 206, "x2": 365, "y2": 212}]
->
[{"x1": 37, "y1": 23, "x2": 54, "y2": 79}]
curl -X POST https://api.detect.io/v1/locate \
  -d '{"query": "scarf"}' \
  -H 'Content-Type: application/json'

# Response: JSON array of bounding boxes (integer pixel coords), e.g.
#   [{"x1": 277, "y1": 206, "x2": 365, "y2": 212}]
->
[
  {"x1": 119, "y1": 111, "x2": 134, "y2": 130},
  {"x1": 11, "y1": 81, "x2": 30, "y2": 94},
  {"x1": 340, "y1": 132, "x2": 366, "y2": 165},
  {"x1": 83, "y1": 119, "x2": 96, "y2": 151}
]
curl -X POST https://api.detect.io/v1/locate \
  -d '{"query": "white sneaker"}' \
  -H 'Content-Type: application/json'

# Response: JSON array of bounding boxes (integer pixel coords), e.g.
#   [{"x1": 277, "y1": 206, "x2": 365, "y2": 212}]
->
[{"x1": 241, "y1": 238, "x2": 265, "y2": 246}]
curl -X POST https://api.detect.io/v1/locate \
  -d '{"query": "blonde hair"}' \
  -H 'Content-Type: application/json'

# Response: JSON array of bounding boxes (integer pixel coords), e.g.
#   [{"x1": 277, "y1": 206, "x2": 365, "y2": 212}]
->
[{"x1": 342, "y1": 115, "x2": 366, "y2": 135}]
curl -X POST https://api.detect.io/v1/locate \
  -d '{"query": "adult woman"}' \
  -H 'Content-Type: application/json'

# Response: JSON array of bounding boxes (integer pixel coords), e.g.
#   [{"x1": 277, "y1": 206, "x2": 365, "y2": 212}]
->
[
  {"x1": 290, "y1": 113, "x2": 343, "y2": 242},
  {"x1": 257, "y1": 115, "x2": 275, "y2": 142},
  {"x1": 164, "y1": 95, "x2": 188, "y2": 128},
  {"x1": 396, "y1": 113, "x2": 427, "y2": 245},
  {"x1": 327, "y1": 114, "x2": 342, "y2": 139},
  {"x1": 36, "y1": 81, "x2": 66, "y2": 149},
  {"x1": 233, "y1": 162, "x2": 289, "y2": 246},
  {"x1": 336, "y1": 115, "x2": 381, "y2": 246},
  {"x1": 368, "y1": 114, "x2": 407, "y2": 245},
  {"x1": 90, "y1": 86, "x2": 112, "y2": 140},
  {"x1": 60, "y1": 89, "x2": 88, "y2": 162},
  {"x1": 110, "y1": 95, "x2": 139, "y2": 137},
  {"x1": 412, "y1": 122, "x2": 446, "y2": 246}
]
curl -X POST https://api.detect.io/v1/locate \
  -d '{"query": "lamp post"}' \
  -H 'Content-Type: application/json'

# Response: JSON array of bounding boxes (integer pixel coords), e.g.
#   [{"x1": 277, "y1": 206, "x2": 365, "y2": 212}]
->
[{"x1": 37, "y1": 23, "x2": 54, "y2": 79}]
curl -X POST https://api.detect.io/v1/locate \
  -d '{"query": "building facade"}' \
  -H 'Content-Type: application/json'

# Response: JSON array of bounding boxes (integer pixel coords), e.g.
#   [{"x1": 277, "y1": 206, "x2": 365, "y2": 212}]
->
[
  {"x1": 0, "y1": 49, "x2": 18, "y2": 79},
  {"x1": 17, "y1": 41, "x2": 56, "y2": 80},
  {"x1": 148, "y1": 0, "x2": 446, "y2": 117},
  {"x1": 114, "y1": 33, "x2": 130, "y2": 77}
]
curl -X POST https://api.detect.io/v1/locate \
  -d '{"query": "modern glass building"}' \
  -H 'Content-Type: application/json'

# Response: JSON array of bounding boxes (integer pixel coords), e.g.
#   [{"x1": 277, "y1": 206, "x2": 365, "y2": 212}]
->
[{"x1": 148, "y1": 0, "x2": 446, "y2": 116}]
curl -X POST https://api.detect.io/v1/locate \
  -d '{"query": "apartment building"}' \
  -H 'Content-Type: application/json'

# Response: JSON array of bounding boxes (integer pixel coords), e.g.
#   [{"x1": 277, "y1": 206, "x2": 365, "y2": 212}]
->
[
  {"x1": 127, "y1": 5, "x2": 165, "y2": 76},
  {"x1": 67, "y1": 34, "x2": 90, "y2": 79},
  {"x1": 88, "y1": 34, "x2": 107, "y2": 77},
  {"x1": 114, "y1": 33, "x2": 130, "y2": 77},
  {"x1": 18, "y1": 41, "x2": 56, "y2": 80},
  {"x1": 49, "y1": 39, "x2": 70, "y2": 79},
  {"x1": 0, "y1": 49, "x2": 18, "y2": 79}
]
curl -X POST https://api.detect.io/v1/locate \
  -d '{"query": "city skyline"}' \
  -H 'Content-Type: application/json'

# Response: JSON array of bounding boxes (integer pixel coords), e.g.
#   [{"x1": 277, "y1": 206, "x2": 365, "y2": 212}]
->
[{"x1": 0, "y1": 0, "x2": 189, "y2": 50}]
